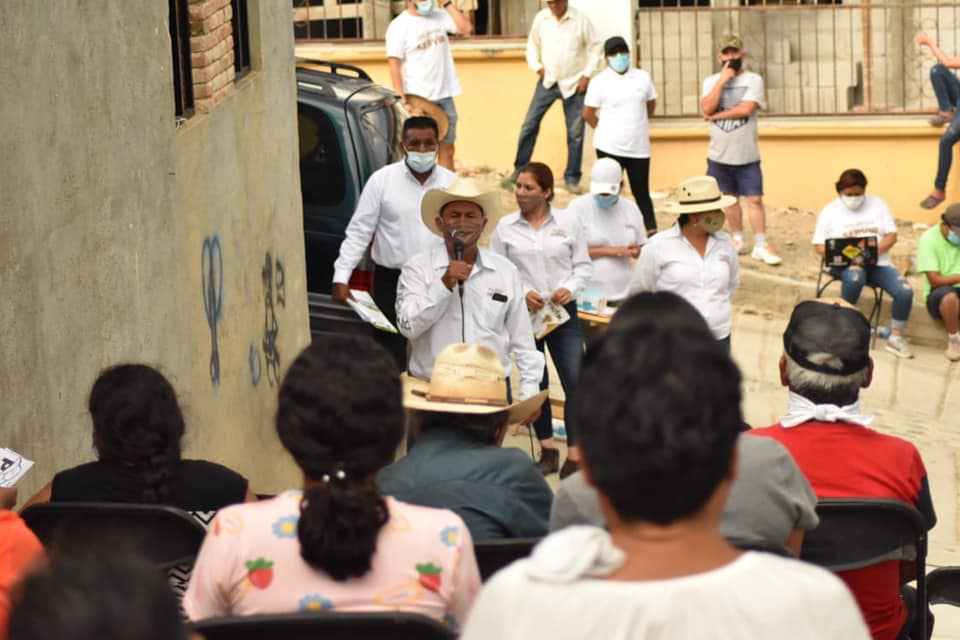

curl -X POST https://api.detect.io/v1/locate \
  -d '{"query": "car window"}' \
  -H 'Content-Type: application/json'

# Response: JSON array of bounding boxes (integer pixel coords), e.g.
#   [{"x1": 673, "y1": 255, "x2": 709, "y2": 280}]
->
[{"x1": 298, "y1": 104, "x2": 346, "y2": 208}]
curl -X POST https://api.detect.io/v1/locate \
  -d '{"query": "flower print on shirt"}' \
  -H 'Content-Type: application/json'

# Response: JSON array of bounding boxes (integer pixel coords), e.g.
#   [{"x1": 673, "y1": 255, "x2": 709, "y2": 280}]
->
[
  {"x1": 272, "y1": 514, "x2": 299, "y2": 539},
  {"x1": 299, "y1": 593, "x2": 333, "y2": 612},
  {"x1": 440, "y1": 525, "x2": 460, "y2": 547},
  {"x1": 212, "y1": 510, "x2": 244, "y2": 536},
  {"x1": 245, "y1": 558, "x2": 275, "y2": 590},
  {"x1": 416, "y1": 563, "x2": 443, "y2": 593}
]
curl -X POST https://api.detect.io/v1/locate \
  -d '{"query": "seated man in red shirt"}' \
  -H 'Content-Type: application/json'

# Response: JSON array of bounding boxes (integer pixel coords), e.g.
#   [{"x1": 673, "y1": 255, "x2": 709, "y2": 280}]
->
[{"x1": 750, "y1": 299, "x2": 936, "y2": 640}]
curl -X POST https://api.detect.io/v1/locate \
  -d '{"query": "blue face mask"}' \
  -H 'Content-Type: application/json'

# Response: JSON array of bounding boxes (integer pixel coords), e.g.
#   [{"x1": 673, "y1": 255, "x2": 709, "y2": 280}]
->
[
  {"x1": 406, "y1": 149, "x2": 437, "y2": 174},
  {"x1": 609, "y1": 53, "x2": 630, "y2": 74},
  {"x1": 594, "y1": 193, "x2": 619, "y2": 209},
  {"x1": 948, "y1": 230, "x2": 960, "y2": 246},
  {"x1": 415, "y1": 0, "x2": 434, "y2": 15}
]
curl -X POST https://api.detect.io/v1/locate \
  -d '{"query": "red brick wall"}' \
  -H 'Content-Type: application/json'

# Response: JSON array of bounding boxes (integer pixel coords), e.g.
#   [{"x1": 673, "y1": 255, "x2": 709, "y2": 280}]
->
[{"x1": 189, "y1": 0, "x2": 236, "y2": 113}]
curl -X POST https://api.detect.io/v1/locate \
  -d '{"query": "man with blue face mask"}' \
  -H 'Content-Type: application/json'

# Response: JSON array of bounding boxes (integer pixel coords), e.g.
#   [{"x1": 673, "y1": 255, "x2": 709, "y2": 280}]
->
[
  {"x1": 386, "y1": 0, "x2": 472, "y2": 171},
  {"x1": 332, "y1": 117, "x2": 456, "y2": 368},
  {"x1": 917, "y1": 203, "x2": 960, "y2": 360},
  {"x1": 566, "y1": 158, "x2": 647, "y2": 306},
  {"x1": 584, "y1": 36, "x2": 659, "y2": 236}
]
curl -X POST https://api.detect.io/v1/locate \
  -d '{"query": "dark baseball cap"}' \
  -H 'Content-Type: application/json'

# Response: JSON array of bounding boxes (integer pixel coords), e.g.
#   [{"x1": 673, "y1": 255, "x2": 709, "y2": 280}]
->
[
  {"x1": 941, "y1": 203, "x2": 960, "y2": 229},
  {"x1": 783, "y1": 300, "x2": 871, "y2": 376},
  {"x1": 604, "y1": 36, "x2": 629, "y2": 56}
]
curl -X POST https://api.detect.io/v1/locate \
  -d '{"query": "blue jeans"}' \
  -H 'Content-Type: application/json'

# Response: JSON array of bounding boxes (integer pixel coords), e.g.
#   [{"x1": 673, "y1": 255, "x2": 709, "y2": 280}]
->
[
  {"x1": 930, "y1": 64, "x2": 960, "y2": 189},
  {"x1": 514, "y1": 79, "x2": 585, "y2": 185},
  {"x1": 829, "y1": 264, "x2": 913, "y2": 329},
  {"x1": 533, "y1": 302, "x2": 584, "y2": 445}
]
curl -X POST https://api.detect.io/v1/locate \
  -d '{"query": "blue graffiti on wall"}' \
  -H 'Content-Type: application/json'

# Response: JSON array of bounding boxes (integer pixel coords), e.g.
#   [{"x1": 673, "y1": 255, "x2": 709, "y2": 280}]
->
[
  {"x1": 201, "y1": 236, "x2": 224, "y2": 386},
  {"x1": 249, "y1": 343, "x2": 263, "y2": 387},
  {"x1": 262, "y1": 252, "x2": 282, "y2": 386}
]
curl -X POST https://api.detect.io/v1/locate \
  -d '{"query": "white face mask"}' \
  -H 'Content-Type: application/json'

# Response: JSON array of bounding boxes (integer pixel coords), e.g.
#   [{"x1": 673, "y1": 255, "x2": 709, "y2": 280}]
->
[{"x1": 841, "y1": 194, "x2": 865, "y2": 210}]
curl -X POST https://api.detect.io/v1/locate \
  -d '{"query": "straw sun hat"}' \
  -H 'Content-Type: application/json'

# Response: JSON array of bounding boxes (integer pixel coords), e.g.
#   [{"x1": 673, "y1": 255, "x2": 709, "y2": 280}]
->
[
  {"x1": 664, "y1": 176, "x2": 737, "y2": 215},
  {"x1": 420, "y1": 177, "x2": 503, "y2": 236},
  {"x1": 402, "y1": 344, "x2": 547, "y2": 423}
]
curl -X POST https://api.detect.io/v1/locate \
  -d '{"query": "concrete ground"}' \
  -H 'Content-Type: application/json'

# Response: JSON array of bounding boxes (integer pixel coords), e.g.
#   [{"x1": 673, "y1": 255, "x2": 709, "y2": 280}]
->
[{"x1": 504, "y1": 299, "x2": 960, "y2": 638}]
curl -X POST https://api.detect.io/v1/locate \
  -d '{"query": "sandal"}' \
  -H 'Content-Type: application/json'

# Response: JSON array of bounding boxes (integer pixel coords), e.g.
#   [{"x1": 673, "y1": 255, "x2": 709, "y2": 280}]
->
[{"x1": 920, "y1": 194, "x2": 945, "y2": 209}]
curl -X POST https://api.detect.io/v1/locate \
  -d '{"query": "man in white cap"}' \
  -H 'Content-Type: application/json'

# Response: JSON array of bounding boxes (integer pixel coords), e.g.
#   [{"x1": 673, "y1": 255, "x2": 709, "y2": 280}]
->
[
  {"x1": 566, "y1": 157, "x2": 647, "y2": 306},
  {"x1": 378, "y1": 343, "x2": 552, "y2": 540},
  {"x1": 396, "y1": 178, "x2": 545, "y2": 403}
]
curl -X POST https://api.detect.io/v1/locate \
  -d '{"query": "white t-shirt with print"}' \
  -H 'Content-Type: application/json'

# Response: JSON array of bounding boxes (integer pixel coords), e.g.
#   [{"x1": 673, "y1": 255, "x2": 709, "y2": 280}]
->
[
  {"x1": 584, "y1": 67, "x2": 658, "y2": 158},
  {"x1": 385, "y1": 10, "x2": 461, "y2": 101},
  {"x1": 567, "y1": 194, "x2": 647, "y2": 302},
  {"x1": 812, "y1": 195, "x2": 898, "y2": 266},
  {"x1": 701, "y1": 71, "x2": 764, "y2": 166}
]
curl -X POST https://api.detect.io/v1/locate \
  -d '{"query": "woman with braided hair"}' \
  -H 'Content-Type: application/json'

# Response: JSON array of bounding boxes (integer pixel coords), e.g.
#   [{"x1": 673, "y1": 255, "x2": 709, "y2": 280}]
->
[
  {"x1": 183, "y1": 335, "x2": 480, "y2": 630},
  {"x1": 22, "y1": 364, "x2": 253, "y2": 512}
]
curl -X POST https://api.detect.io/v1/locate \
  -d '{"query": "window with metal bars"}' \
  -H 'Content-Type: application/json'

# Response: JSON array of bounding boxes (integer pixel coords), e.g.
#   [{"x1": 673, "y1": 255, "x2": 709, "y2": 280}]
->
[
  {"x1": 169, "y1": 0, "x2": 194, "y2": 118},
  {"x1": 231, "y1": 0, "x2": 252, "y2": 76}
]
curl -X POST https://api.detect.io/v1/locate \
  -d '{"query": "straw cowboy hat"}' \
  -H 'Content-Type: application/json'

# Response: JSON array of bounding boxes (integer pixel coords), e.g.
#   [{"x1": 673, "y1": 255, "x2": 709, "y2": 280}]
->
[
  {"x1": 664, "y1": 176, "x2": 737, "y2": 215},
  {"x1": 402, "y1": 343, "x2": 547, "y2": 423},
  {"x1": 420, "y1": 177, "x2": 503, "y2": 236},
  {"x1": 404, "y1": 94, "x2": 450, "y2": 142}
]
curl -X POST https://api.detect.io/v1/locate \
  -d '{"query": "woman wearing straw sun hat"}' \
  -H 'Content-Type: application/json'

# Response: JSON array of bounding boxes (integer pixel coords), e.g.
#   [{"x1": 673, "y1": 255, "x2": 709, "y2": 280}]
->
[
  {"x1": 379, "y1": 343, "x2": 552, "y2": 540},
  {"x1": 628, "y1": 175, "x2": 740, "y2": 350}
]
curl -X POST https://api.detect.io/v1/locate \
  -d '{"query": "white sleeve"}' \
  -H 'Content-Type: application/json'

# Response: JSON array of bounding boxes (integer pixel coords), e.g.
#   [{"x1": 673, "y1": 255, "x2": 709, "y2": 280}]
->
[
  {"x1": 525, "y1": 16, "x2": 542, "y2": 73},
  {"x1": 385, "y1": 19, "x2": 405, "y2": 59},
  {"x1": 459, "y1": 571, "x2": 516, "y2": 640},
  {"x1": 877, "y1": 199, "x2": 898, "y2": 236},
  {"x1": 441, "y1": 10, "x2": 457, "y2": 34},
  {"x1": 701, "y1": 74, "x2": 717, "y2": 99},
  {"x1": 644, "y1": 71, "x2": 658, "y2": 100},
  {"x1": 395, "y1": 256, "x2": 456, "y2": 339},
  {"x1": 583, "y1": 74, "x2": 602, "y2": 108},
  {"x1": 580, "y1": 16, "x2": 603, "y2": 78},
  {"x1": 812, "y1": 207, "x2": 830, "y2": 245},
  {"x1": 504, "y1": 267, "x2": 545, "y2": 400},
  {"x1": 333, "y1": 171, "x2": 386, "y2": 284},
  {"x1": 629, "y1": 241, "x2": 658, "y2": 294},
  {"x1": 728, "y1": 243, "x2": 740, "y2": 301},
  {"x1": 743, "y1": 73, "x2": 765, "y2": 109},
  {"x1": 558, "y1": 218, "x2": 594, "y2": 298}
]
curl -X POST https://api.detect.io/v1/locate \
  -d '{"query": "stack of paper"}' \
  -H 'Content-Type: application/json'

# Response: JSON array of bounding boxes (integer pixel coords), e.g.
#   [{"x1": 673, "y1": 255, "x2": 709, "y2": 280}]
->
[
  {"x1": 0, "y1": 448, "x2": 34, "y2": 488},
  {"x1": 347, "y1": 290, "x2": 399, "y2": 334}
]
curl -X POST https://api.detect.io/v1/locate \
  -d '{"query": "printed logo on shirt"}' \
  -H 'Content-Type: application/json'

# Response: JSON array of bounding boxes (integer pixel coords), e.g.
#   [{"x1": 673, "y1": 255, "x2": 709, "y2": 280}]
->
[
  {"x1": 840, "y1": 225, "x2": 881, "y2": 238},
  {"x1": 413, "y1": 29, "x2": 449, "y2": 52},
  {"x1": 549, "y1": 228, "x2": 569, "y2": 238},
  {"x1": 713, "y1": 85, "x2": 749, "y2": 133}
]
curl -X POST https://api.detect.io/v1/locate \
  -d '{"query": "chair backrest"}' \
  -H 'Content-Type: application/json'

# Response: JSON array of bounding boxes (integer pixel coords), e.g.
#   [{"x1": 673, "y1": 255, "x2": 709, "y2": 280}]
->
[
  {"x1": 190, "y1": 611, "x2": 456, "y2": 640},
  {"x1": 20, "y1": 502, "x2": 207, "y2": 569},
  {"x1": 927, "y1": 567, "x2": 960, "y2": 607},
  {"x1": 473, "y1": 537, "x2": 540, "y2": 581}
]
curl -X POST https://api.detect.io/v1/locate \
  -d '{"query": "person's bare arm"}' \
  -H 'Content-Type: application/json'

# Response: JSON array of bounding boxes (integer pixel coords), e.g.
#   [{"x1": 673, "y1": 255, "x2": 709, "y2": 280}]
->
[
  {"x1": 20, "y1": 481, "x2": 53, "y2": 512},
  {"x1": 244, "y1": 487, "x2": 258, "y2": 503},
  {"x1": 813, "y1": 244, "x2": 826, "y2": 257},
  {"x1": 589, "y1": 246, "x2": 632, "y2": 259},
  {"x1": 445, "y1": 2, "x2": 473, "y2": 36},
  {"x1": 701, "y1": 67, "x2": 735, "y2": 115},
  {"x1": 925, "y1": 270, "x2": 960, "y2": 288},
  {"x1": 878, "y1": 232, "x2": 897, "y2": 254},
  {"x1": 583, "y1": 106, "x2": 599, "y2": 129},
  {"x1": 917, "y1": 32, "x2": 960, "y2": 69},
  {"x1": 0, "y1": 487, "x2": 17, "y2": 510},
  {"x1": 784, "y1": 528, "x2": 805, "y2": 556},
  {"x1": 647, "y1": 99, "x2": 656, "y2": 118},
  {"x1": 387, "y1": 57, "x2": 406, "y2": 105},
  {"x1": 707, "y1": 100, "x2": 759, "y2": 121}
]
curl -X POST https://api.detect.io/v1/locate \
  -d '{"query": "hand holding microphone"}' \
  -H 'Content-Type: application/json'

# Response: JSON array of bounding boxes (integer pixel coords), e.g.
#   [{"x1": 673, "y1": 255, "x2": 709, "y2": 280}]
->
[
  {"x1": 442, "y1": 230, "x2": 471, "y2": 292},
  {"x1": 452, "y1": 230, "x2": 465, "y2": 296}
]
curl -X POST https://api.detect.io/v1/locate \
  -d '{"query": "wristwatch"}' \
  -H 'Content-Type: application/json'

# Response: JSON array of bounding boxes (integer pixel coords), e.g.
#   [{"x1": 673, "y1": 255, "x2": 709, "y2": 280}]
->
[{"x1": 442, "y1": 1, "x2": 452, "y2": 7}]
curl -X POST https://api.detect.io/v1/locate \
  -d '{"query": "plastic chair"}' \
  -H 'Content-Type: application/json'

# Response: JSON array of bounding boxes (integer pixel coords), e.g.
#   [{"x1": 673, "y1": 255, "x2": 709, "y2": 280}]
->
[
  {"x1": 815, "y1": 258, "x2": 884, "y2": 348},
  {"x1": 20, "y1": 502, "x2": 207, "y2": 570},
  {"x1": 800, "y1": 498, "x2": 929, "y2": 640},
  {"x1": 190, "y1": 611, "x2": 455, "y2": 640},
  {"x1": 927, "y1": 566, "x2": 960, "y2": 607},
  {"x1": 474, "y1": 537, "x2": 540, "y2": 581}
]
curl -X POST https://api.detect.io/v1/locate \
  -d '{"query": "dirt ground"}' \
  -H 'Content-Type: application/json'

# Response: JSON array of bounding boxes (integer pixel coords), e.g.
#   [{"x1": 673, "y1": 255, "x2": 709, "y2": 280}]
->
[{"x1": 464, "y1": 166, "x2": 932, "y2": 292}]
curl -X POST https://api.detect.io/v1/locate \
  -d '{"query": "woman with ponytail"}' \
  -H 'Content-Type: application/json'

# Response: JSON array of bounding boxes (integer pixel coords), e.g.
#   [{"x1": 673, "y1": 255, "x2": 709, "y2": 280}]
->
[
  {"x1": 183, "y1": 336, "x2": 480, "y2": 629},
  {"x1": 22, "y1": 364, "x2": 253, "y2": 512}
]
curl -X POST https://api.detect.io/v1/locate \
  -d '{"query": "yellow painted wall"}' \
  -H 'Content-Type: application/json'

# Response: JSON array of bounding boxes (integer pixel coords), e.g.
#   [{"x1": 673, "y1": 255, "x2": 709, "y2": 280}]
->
[{"x1": 298, "y1": 41, "x2": 960, "y2": 223}]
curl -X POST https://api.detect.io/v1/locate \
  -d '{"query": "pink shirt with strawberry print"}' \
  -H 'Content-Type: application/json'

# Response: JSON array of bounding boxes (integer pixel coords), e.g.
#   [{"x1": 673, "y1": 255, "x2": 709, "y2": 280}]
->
[{"x1": 183, "y1": 491, "x2": 481, "y2": 631}]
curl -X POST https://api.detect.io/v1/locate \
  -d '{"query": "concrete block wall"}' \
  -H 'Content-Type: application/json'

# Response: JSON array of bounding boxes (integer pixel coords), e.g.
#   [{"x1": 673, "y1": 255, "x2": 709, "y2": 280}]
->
[{"x1": 189, "y1": 0, "x2": 237, "y2": 113}]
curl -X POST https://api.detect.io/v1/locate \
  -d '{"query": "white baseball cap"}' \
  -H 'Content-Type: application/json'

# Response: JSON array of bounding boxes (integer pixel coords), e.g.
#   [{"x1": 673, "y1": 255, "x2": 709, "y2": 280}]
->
[{"x1": 589, "y1": 158, "x2": 623, "y2": 195}]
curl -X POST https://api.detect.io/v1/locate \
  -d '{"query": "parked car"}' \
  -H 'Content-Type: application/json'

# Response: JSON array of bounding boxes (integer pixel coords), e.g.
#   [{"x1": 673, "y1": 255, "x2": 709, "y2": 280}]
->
[{"x1": 295, "y1": 59, "x2": 404, "y2": 337}]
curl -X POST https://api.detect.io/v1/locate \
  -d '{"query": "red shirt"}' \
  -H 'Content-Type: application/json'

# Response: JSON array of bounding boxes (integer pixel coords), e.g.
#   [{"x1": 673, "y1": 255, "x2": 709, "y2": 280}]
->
[
  {"x1": 0, "y1": 510, "x2": 45, "y2": 638},
  {"x1": 749, "y1": 421, "x2": 930, "y2": 640}
]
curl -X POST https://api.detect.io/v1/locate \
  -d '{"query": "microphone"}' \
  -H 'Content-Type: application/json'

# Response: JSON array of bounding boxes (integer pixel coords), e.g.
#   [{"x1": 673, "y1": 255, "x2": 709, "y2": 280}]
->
[{"x1": 451, "y1": 231, "x2": 465, "y2": 296}]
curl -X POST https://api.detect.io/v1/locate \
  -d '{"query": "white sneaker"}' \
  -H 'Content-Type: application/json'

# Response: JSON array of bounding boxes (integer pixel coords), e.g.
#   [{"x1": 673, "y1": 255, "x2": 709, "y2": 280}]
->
[
  {"x1": 884, "y1": 335, "x2": 914, "y2": 359},
  {"x1": 946, "y1": 338, "x2": 960, "y2": 362},
  {"x1": 751, "y1": 244, "x2": 783, "y2": 266},
  {"x1": 731, "y1": 236, "x2": 746, "y2": 254}
]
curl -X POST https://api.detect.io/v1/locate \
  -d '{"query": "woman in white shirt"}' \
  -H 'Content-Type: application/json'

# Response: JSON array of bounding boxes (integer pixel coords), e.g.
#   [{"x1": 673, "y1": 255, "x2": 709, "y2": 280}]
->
[
  {"x1": 584, "y1": 36, "x2": 658, "y2": 235},
  {"x1": 813, "y1": 168, "x2": 914, "y2": 358},
  {"x1": 491, "y1": 162, "x2": 592, "y2": 479},
  {"x1": 629, "y1": 175, "x2": 740, "y2": 349},
  {"x1": 567, "y1": 158, "x2": 647, "y2": 305}
]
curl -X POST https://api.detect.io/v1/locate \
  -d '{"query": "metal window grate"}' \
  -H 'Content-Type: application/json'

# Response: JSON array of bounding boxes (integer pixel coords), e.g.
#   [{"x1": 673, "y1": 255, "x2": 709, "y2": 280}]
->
[
  {"x1": 638, "y1": 0, "x2": 960, "y2": 117},
  {"x1": 232, "y1": 0, "x2": 252, "y2": 75},
  {"x1": 169, "y1": 0, "x2": 194, "y2": 117}
]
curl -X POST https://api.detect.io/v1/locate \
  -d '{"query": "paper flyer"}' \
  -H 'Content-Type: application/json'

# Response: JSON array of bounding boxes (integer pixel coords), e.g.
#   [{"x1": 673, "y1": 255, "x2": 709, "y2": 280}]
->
[
  {"x1": 0, "y1": 448, "x2": 34, "y2": 488},
  {"x1": 347, "y1": 289, "x2": 399, "y2": 334},
  {"x1": 531, "y1": 300, "x2": 570, "y2": 340}
]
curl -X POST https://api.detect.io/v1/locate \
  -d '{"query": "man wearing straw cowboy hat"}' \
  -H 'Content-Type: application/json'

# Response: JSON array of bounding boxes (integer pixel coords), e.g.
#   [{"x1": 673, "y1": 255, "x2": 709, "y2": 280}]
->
[
  {"x1": 378, "y1": 343, "x2": 552, "y2": 540},
  {"x1": 396, "y1": 177, "x2": 545, "y2": 404},
  {"x1": 629, "y1": 175, "x2": 741, "y2": 350}
]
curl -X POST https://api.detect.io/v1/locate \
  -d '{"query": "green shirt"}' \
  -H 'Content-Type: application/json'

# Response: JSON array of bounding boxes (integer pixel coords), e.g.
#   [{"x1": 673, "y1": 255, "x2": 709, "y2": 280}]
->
[{"x1": 916, "y1": 224, "x2": 960, "y2": 300}]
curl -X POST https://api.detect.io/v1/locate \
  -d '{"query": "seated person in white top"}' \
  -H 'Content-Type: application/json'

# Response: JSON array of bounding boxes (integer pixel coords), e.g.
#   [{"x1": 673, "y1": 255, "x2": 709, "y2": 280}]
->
[
  {"x1": 629, "y1": 175, "x2": 740, "y2": 350},
  {"x1": 396, "y1": 177, "x2": 545, "y2": 406},
  {"x1": 331, "y1": 116, "x2": 456, "y2": 368},
  {"x1": 550, "y1": 291, "x2": 819, "y2": 556},
  {"x1": 566, "y1": 158, "x2": 647, "y2": 306},
  {"x1": 460, "y1": 312, "x2": 869, "y2": 640},
  {"x1": 813, "y1": 168, "x2": 914, "y2": 359}
]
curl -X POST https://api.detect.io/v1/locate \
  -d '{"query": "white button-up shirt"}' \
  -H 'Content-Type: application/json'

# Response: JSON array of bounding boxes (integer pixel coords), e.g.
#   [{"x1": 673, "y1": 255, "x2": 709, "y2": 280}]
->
[
  {"x1": 332, "y1": 161, "x2": 457, "y2": 283},
  {"x1": 525, "y1": 6, "x2": 602, "y2": 99},
  {"x1": 396, "y1": 244, "x2": 545, "y2": 400},
  {"x1": 567, "y1": 194, "x2": 647, "y2": 302},
  {"x1": 490, "y1": 207, "x2": 593, "y2": 300},
  {"x1": 628, "y1": 224, "x2": 740, "y2": 339}
]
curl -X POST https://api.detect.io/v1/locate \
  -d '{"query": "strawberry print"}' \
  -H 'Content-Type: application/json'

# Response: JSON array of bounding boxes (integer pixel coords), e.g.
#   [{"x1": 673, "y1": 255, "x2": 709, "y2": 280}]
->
[
  {"x1": 416, "y1": 563, "x2": 443, "y2": 593},
  {"x1": 246, "y1": 558, "x2": 274, "y2": 590}
]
